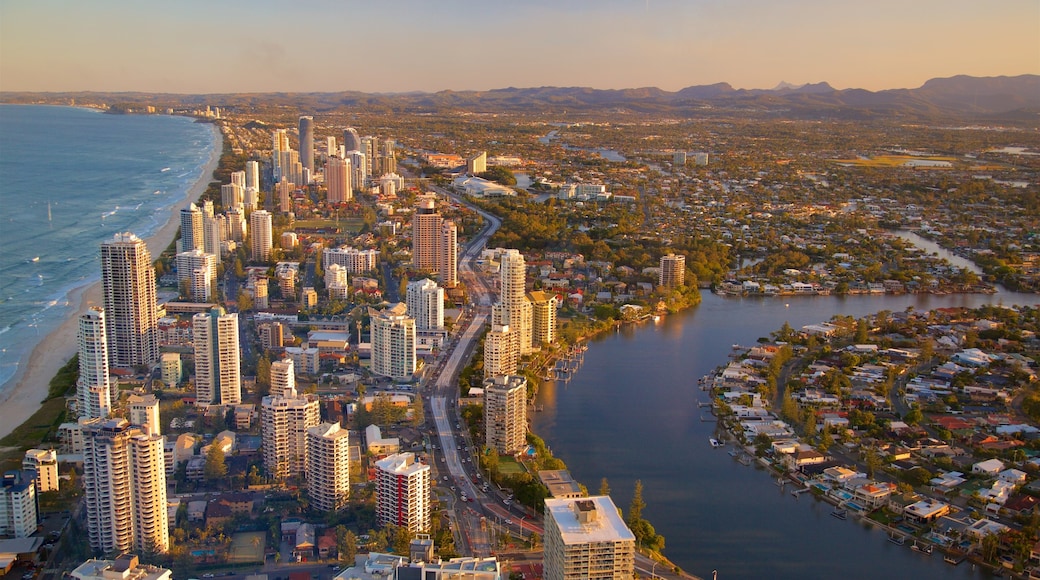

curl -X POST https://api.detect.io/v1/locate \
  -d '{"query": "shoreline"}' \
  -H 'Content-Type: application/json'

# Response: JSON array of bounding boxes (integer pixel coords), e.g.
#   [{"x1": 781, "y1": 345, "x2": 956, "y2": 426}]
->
[{"x1": 0, "y1": 121, "x2": 222, "y2": 441}]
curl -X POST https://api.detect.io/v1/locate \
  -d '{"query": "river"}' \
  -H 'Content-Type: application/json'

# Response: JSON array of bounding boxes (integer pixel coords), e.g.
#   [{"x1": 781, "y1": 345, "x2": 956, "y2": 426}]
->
[{"x1": 533, "y1": 248, "x2": 1037, "y2": 578}]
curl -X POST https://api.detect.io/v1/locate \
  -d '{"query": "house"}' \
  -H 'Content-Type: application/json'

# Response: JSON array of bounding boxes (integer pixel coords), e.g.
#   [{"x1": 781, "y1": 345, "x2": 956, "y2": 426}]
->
[
  {"x1": 904, "y1": 498, "x2": 951, "y2": 524},
  {"x1": 187, "y1": 500, "x2": 208, "y2": 523},
  {"x1": 852, "y1": 482, "x2": 897, "y2": 509},
  {"x1": 217, "y1": 492, "x2": 254, "y2": 515},
  {"x1": 206, "y1": 501, "x2": 233, "y2": 528},
  {"x1": 973, "y1": 458, "x2": 1006, "y2": 476},
  {"x1": 782, "y1": 448, "x2": 827, "y2": 471},
  {"x1": 998, "y1": 468, "x2": 1027, "y2": 484},
  {"x1": 966, "y1": 518, "x2": 1009, "y2": 539}
]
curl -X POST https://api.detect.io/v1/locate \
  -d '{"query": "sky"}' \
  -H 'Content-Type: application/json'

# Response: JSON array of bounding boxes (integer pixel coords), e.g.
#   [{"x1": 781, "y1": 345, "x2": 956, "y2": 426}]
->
[{"x1": 1, "y1": 0, "x2": 1037, "y2": 94}]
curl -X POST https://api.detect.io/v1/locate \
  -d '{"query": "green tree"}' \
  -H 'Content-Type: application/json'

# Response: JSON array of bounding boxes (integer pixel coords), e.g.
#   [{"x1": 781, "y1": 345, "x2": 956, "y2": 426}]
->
[
  {"x1": 628, "y1": 480, "x2": 645, "y2": 526},
  {"x1": 237, "y1": 289, "x2": 253, "y2": 312},
  {"x1": 204, "y1": 443, "x2": 227, "y2": 481},
  {"x1": 855, "y1": 318, "x2": 869, "y2": 343},
  {"x1": 598, "y1": 478, "x2": 611, "y2": 496},
  {"x1": 337, "y1": 526, "x2": 357, "y2": 563}
]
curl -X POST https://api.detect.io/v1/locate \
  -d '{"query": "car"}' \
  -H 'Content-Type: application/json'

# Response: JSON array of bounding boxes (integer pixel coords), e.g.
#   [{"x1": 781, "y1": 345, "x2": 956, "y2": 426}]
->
[
  {"x1": 443, "y1": 475, "x2": 448, "y2": 481},
  {"x1": 202, "y1": 575, "x2": 215, "y2": 579}
]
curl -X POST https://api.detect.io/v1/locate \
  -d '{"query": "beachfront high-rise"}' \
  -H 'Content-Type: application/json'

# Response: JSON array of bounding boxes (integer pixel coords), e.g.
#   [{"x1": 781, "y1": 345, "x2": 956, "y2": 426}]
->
[
  {"x1": 493, "y1": 249, "x2": 533, "y2": 354},
  {"x1": 306, "y1": 422, "x2": 351, "y2": 512},
  {"x1": 543, "y1": 496, "x2": 635, "y2": 580},
  {"x1": 375, "y1": 452, "x2": 430, "y2": 533},
  {"x1": 23, "y1": 449, "x2": 59, "y2": 493},
  {"x1": 299, "y1": 116, "x2": 314, "y2": 173},
  {"x1": 175, "y1": 249, "x2": 216, "y2": 302},
  {"x1": 77, "y1": 307, "x2": 113, "y2": 420},
  {"x1": 261, "y1": 360, "x2": 320, "y2": 480},
  {"x1": 0, "y1": 471, "x2": 38, "y2": 538},
  {"x1": 325, "y1": 156, "x2": 352, "y2": 204},
  {"x1": 483, "y1": 375, "x2": 528, "y2": 455},
  {"x1": 82, "y1": 418, "x2": 169, "y2": 555},
  {"x1": 370, "y1": 303, "x2": 416, "y2": 380},
  {"x1": 192, "y1": 306, "x2": 241, "y2": 407},
  {"x1": 250, "y1": 209, "x2": 273, "y2": 263},
  {"x1": 179, "y1": 203, "x2": 204, "y2": 252},
  {"x1": 659, "y1": 253, "x2": 686, "y2": 288},
  {"x1": 100, "y1": 233, "x2": 158, "y2": 369}
]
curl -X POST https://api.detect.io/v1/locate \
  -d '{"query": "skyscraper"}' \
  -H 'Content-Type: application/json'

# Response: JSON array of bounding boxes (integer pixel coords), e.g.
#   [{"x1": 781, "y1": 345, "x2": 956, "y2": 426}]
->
[
  {"x1": 299, "y1": 116, "x2": 314, "y2": 173},
  {"x1": 342, "y1": 127, "x2": 361, "y2": 154},
  {"x1": 245, "y1": 160, "x2": 260, "y2": 192},
  {"x1": 250, "y1": 210, "x2": 273, "y2": 263},
  {"x1": 325, "y1": 156, "x2": 352, "y2": 204},
  {"x1": 375, "y1": 453, "x2": 430, "y2": 533},
  {"x1": 306, "y1": 422, "x2": 351, "y2": 512},
  {"x1": 192, "y1": 306, "x2": 241, "y2": 407},
  {"x1": 370, "y1": 303, "x2": 416, "y2": 380},
  {"x1": 483, "y1": 324, "x2": 518, "y2": 379},
  {"x1": 412, "y1": 197, "x2": 442, "y2": 272},
  {"x1": 405, "y1": 278, "x2": 443, "y2": 331},
  {"x1": 0, "y1": 471, "x2": 38, "y2": 538},
  {"x1": 77, "y1": 307, "x2": 113, "y2": 420},
  {"x1": 100, "y1": 232, "x2": 158, "y2": 369},
  {"x1": 659, "y1": 253, "x2": 686, "y2": 288},
  {"x1": 494, "y1": 249, "x2": 533, "y2": 354},
  {"x1": 543, "y1": 496, "x2": 635, "y2": 580},
  {"x1": 175, "y1": 249, "x2": 216, "y2": 302},
  {"x1": 179, "y1": 203, "x2": 204, "y2": 252},
  {"x1": 483, "y1": 375, "x2": 528, "y2": 455},
  {"x1": 439, "y1": 220, "x2": 458, "y2": 288},
  {"x1": 261, "y1": 360, "x2": 320, "y2": 480},
  {"x1": 528, "y1": 290, "x2": 558, "y2": 347},
  {"x1": 82, "y1": 418, "x2": 169, "y2": 555},
  {"x1": 128, "y1": 393, "x2": 160, "y2": 437}
]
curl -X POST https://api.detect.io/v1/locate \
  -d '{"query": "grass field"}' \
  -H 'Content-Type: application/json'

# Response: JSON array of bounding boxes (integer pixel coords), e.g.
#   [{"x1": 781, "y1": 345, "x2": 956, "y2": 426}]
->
[
  {"x1": 498, "y1": 456, "x2": 526, "y2": 475},
  {"x1": 293, "y1": 218, "x2": 365, "y2": 231},
  {"x1": 830, "y1": 155, "x2": 957, "y2": 168},
  {"x1": 228, "y1": 531, "x2": 266, "y2": 564}
]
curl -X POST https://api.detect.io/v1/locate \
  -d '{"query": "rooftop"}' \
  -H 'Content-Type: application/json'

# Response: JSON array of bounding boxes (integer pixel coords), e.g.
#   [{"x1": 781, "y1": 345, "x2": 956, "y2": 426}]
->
[{"x1": 545, "y1": 495, "x2": 635, "y2": 544}]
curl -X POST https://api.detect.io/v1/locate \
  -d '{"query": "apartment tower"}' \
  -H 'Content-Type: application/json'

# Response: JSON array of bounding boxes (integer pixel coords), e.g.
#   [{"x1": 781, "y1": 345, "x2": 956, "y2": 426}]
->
[
  {"x1": 192, "y1": 306, "x2": 241, "y2": 407},
  {"x1": 261, "y1": 359, "x2": 320, "y2": 480},
  {"x1": 306, "y1": 422, "x2": 351, "y2": 512},
  {"x1": 77, "y1": 307, "x2": 113, "y2": 420},
  {"x1": 543, "y1": 496, "x2": 635, "y2": 580},
  {"x1": 483, "y1": 375, "x2": 528, "y2": 455},
  {"x1": 179, "y1": 203, "x2": 204, "y2": 252},
  {"x1": 405, "y1": 278, "x2": 443, "y2": 331},
  {"x1": 375, "y1": 453, "x2": 430, "y2": 533},
  {"x1": 299, "y1": 116, "x2": 314, "y2": 173},
  {"x1": 659, "y1": 253, "x2": 686, "y2": 288},
  {"x1": 100, "y1": 233, "x2": 158, "y2": 369},
  {"x1": 325, "y1": 156, "x2": 352, "y2": 204},
  {"x1": 493, "y1": 249, "x2": 533, "y2": 354},
  {"x1": 370, "y1": 303, "x2": 416, "y2": 380},
  {"x1": 250, "y1": 209, "x2": 273, "y2": 263}
]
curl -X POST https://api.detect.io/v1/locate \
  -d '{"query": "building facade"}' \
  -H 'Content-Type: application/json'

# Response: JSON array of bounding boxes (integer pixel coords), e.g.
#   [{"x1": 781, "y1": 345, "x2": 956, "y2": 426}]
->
[
  {"x1": 250, "y1": 210, "x2": 273, "y2": 263},
  {"x1": 23, "y1": 449, "x2": 59, "y2": 493},
  {"x1": 299, "y1": 116, "x2": 314, "y2": 173},
  {"x1": 179, "y1": 203, "x2": 204, "y2": 253},
  {"x1": 483, "y1": 324, "x2": 519, "y2": 379},
  {"x1": 261, "y1": 375, "x2": 320, "y2": 480},
  {"x1": 192, "y1": 306, "x2": 241, "y2": 407},
  {"x1": 375, "y1": 453, "x2": 430, "y2": 533},
  {"x1": 659, "y1": 253, "x2": 686, "y2": 288},
  {"x1": 405, "y1": 278, "x2": 444, "y2": 331},
  {"x1": 484, "y1": 375, "x2": 528, "y2": 455},
  {"x1": 528, "y1": 290, "x2": 558, "y2": 347},
  {"x1": 543, "y1": 496, "x2": 635, "y2": 580},
  {"x1": 78, "y1": 307, "x2": 113, "y2": 420},
  {"x1": 0, "y1": 471, "x2": 37, "y2": 538},
  {"x1": 175, "y1": 249, "x2": 216, "y2": 302},
  {"x1": 306, "y1": 422, "x2": 351, "y2": 512},
  {"x1": 100, "y1": 233, "x2": 158, "y2": 369},
  {"x1": 370, "y1": 304, "x2": 416, "y2": 380},
  {"x1": 325, "y1": 156, "x2": 352, "y2": 204}
]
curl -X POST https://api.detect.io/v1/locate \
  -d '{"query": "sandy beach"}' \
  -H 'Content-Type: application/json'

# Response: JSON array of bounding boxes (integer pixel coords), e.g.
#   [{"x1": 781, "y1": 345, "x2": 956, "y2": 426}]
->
[{"x1": 0, "y1": 121, "x2": 222, "y2": 441}]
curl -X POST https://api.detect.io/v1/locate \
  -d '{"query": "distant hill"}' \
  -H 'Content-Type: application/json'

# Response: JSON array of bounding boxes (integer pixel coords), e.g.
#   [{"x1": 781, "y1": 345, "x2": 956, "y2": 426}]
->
[{"x1": 2, "y1": 75, "x2": 1037, "y2": 123}]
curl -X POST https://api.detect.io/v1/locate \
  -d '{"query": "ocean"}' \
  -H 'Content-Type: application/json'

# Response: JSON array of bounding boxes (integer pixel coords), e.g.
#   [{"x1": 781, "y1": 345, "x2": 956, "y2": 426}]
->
[{"x1": 0, "y1": 104, "x2": 220, "y2": 393}]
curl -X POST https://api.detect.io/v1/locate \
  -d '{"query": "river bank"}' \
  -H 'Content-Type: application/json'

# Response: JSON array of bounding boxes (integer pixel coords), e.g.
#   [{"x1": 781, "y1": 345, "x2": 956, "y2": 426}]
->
[{"x1": 0, "y1": 121, "x2": 222, "y2": 442}]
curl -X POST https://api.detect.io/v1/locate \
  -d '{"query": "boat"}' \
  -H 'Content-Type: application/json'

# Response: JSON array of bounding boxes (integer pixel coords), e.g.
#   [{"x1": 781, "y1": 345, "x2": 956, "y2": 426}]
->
[
  {"x1": 910, "y1": 541, "x2": 932, "y2": 555},
  {"x1": 888, "y1": 533, "x2": 905, "y2": 546},
  {"x1": 709, "y1": 438, "x2": 724, "y2": 448},
  {"x1": 830, "y1": 508, "x2": 847, "y2": 520},
  {"x1": 28, "y1": 256, "x2": 39, "y2": 263}
]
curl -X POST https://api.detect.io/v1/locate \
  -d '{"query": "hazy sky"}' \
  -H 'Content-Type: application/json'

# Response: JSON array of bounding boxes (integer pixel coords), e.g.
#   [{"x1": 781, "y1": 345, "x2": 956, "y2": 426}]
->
[{"x1": 1, "y1": 0, "x2": 1037, "y2": 93}]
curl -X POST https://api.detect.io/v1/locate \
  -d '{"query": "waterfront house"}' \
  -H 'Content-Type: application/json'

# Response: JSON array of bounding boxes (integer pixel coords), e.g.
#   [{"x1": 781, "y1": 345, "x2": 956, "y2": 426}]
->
[
  {"x1": 782, "y1": 447, "x2": 827, "y2": 471},
  {"x1": 966, "y1": 518, "x2": 1009, "y2": 540},
  {"x1": 904, "y1": 498, "x2": 951, "y2": 524},
  {"x1": 852, "y1": 482, "x2": 897, "y2": 509}
]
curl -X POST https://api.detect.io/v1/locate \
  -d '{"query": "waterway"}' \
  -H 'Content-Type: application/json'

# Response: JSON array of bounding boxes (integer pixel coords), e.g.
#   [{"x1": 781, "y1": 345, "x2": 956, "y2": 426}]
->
[{"x1": 533, "y1": 279, "x2": 1036, "y2": 577}]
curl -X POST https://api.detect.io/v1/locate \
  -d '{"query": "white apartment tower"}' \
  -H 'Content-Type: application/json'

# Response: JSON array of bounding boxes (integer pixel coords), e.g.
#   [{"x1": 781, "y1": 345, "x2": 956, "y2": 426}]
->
[
  {"x1": 82, "y1": 418, "x2": 169, "y2": 555},
  {"x1": 261, "y1": 378, "x2": 320, "y2": 480},
  {"x1": 250, "y1": 210, "x2": 273, "y2": 263},
  {"x1": 100, "y1": 232, "x2": 158, "y2": 369},
  {"x1": 192, "y1": 306, "x2": 241, "y2": 407},
  {"x1": 543, "y1": 496, "x2": 636, "y2": 580},
  {"x1": 439, "y1": 220, "x2": 458, "y2": 288},
  {"x1": 128, "y1": 394, "x2": 161, "y2": 437},
  {"x1": 77, "y1": 307, "x2": 113, "y2": 420},
  {"x1": 179, "y1": 203, "x2": 204, "y2": 253},
  {"x1": 483, "y1": 324, "x2": 518, "y2": 379},
  {"x1": 405, "y1": 278, "x2": 444, "y2": 331},
  {"x1": 245, "y1": 160, "x2": 260, "y2": 192},
  {"x1": 175, "y1": 249, "x2": 216, "y2": 302},
  {"x1": 494, "y1": 249, "x2": 533, "y2": 354},
  {"x1": 202, "y1": 214, "x2": 224, "y2": 264},
  {"x1": 483, "y1": 375, "x2": 528, "y2": 455},
  {"x1": 325, "y1": 156, "x2": 352, "y2": 204},
  {"x1": 23, "y1": 449, "x2": 59, "y2": 493},
  {"x1": 375, "y1": 453, "x2": 430, "y2": 533},
  {"x1": 0, "y1": 471, "x2": 37, "y2": 538},
  {"x1": 306, "y1": 422, "x2": 351, "y2": 512},
  {"x1": 370, "y1": 304, "x2": 416, "y2": 380},
  {"x1": 221, "y1": 183, "x2": 244, "y2": 210},
  {"x1": 659, "y1": 253, "x2": 686, "y2": 288},
  {"x1": 528, "y1": 290, "x2": 558, "y2": 347},
  {"x1": 270, "y1": 358, "x2": 295, "y2": 397}
]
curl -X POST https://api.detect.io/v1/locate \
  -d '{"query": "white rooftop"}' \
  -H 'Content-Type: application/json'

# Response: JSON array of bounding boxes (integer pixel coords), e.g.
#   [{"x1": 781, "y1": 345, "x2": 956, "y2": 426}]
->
[{"x1": 545, "y1": 495, "x2": 635, "y2": 544}]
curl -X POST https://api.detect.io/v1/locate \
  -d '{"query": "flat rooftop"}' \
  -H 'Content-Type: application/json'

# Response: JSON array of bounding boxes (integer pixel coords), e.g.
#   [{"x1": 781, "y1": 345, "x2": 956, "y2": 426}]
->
[{"x1": 545, "y1": 495, "x2": 635, "y2": 544}]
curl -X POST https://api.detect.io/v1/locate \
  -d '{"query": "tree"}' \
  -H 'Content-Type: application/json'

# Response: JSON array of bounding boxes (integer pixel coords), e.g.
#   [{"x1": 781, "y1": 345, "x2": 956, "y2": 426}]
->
[
  {"x1": 337, "y1": 526, "x2": 357, "y2": 563},
  {"x1": 904, "y1": 407, "x2": 923, "y2": 426},
  {"x1": 237, "y1": 289, "x2": 253, "y2": 312},
  {"x1": 204, "y1": 443, "x2": 227, "y2": 481},
  {"x1": 855, "y1": 318, "x2": 869, "y2": 343},
  {"x1": 598, "y1": 478, "x2": 611, "y2": 496},
  {"x1": 628, "y1": 480, "x2": 645, "y2": 525}
]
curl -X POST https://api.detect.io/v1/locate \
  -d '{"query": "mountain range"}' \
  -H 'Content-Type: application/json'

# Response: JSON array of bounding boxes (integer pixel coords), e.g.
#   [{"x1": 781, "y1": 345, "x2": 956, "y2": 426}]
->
[{"x1": 2, "y1": 75, "x2": 1037, "y2": 122}]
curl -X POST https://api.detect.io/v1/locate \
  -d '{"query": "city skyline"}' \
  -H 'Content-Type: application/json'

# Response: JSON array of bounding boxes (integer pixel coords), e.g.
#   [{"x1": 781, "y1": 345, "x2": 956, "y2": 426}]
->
[{"x1": 1, "y1": 1, "x2": 1036, "y2": 94}]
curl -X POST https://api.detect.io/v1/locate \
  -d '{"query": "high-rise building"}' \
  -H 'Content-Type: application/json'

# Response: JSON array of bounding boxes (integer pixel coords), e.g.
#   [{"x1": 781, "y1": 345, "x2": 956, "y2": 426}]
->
[
  {"x1": 323, "y1": 246, "x2": 378, "y2": 273},
  {"x1": 78, "y1": 307, "x2": 113, "y2": 420},
  {"x1": 160, "y1": 352, "x2": 181, "y2": 387},
  {"x1": 245, "y1": 160, "x2": 260, "y2": 192},
  {"x1": 659, "y1": 253, "x2": 686, "y2": 288},
  {"x1": 250, "y1": 210, "x2": 273, "y2": 262},
  {"x1": 100, "y1": 233, "x2": 158, "y2": 369},
  {"x1": 405, "y1": 279, "x2": 443, "y2": 331},
  {"x1": 270, "y1": 358, "x2": 295, "y2": 397},
  {"x1": 370, "y1": 303, "x2": 416, "y2": 380},
  {"x1": 325, "y1": 156, "x2": 352, "y2": 204},
  {"x1": 221, "y1": 183, "x2": 244, "y2": 210},
  {"x1": 272, "y1": 129, "x2": 290, "y2": 182},
  {"x1": 543, "y1": 496, "x2": 635, "y2": 580},
  {"x1": 494, "y1": 249, "x2": 533, "y2": 354},
  {"x1": 192, "y1": 306, "x2": 241, "y2": 407},
  {"x1": 175, "y1": 249, "x2": 216, "y2": 302},
  {"x1": 128, "y1": 393, "x2": 160, "y2": 437},
  {"x1": 466, "y1": 151, "x2": 487, "y2": 175},
  {"x1": 483, "y1": 375, "x2": 528, "y2": 455},
  {"x1": 528, "y1": 290, "x2": 558, "y2": 347},
  {"x1": 179, "y1": 203, "x2": 204, "y2": 252},
  {"x1": 276, "y1": 179, "x2": 294, "y2": 213},
  {"x1": 202, "y1": 215, "x2": 224, "y2": 264},
  {"x1": 261, "y1": 363, "x2": 320, "y2": 480},
  {"x1": 82, "y1": 418, "x2": 169, "y2": 555},
  {"x1": 483, "y1": 324, "x2": 518, "y2": 379},
  {"x1": 306, "y1": 422, "x2": 351, "y2": 512},
  {"x1": 342, "y1": 128, "x2": 361, "y2": 153},
  {"x1": 439, "y1": 220, "x2": 458, "y2": 288},
  {"x1": 326, "y1": 136, "x2": 337, "y2": 159},
  {"x1": 258, "y1": 321, "x2": 285, "y2": 352},
  {"x1": 23, "y1": 449, "x2": 59, "y2": 493},
  {"x1": 348, "y1": 150, "x2": 368, "y2": 191},
  {"x1": 0, "y1": 471, "x2": 37, "y2": 538},
  {"x1": 375, "y1": 453, "x2": 430, "y2": 533},
  {"x1": 299, "y1": 116, "x2": 314, "y2": 173},
  {"x1": 412, "y1": 197, "x2": 442, "y2": 272}
]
